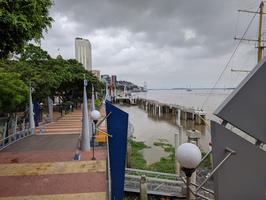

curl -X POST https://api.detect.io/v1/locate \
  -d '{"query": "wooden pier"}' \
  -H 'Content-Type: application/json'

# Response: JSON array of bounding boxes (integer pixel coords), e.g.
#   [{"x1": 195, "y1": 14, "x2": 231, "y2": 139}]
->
[{"x1": 115, "y1": 97, "x2": 207, "y2": 125}]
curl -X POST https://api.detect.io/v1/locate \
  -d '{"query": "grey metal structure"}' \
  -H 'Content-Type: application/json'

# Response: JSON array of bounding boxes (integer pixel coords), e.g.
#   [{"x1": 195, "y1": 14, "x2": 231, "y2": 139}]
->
[
  {"x1": 214, "y1": 57, "x2": 266, "y2": 143},
  {"x1": 80, "y1": 80, "x2": 92, "y2": 151},
  {"x1": 211, "y1": 121, "x2": 266, "y2": 200},
  {"x1": 211, "y1": 56, "x2": 266, "y2": 199},
  {"x1": 29, "y1": 86, "x2": 35, "y2": 134}
]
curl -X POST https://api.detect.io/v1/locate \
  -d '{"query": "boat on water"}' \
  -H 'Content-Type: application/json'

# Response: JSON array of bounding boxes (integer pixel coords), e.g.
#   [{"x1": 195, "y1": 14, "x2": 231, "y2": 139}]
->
[{"x1": 186, "y1": 85, "x2": 192, "y2": 91}]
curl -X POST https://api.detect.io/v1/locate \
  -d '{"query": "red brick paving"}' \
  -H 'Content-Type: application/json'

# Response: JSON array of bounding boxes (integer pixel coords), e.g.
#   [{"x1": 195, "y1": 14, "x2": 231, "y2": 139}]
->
[
  {"x1": 0, "y1": 149, "x2": 106, "y2": 164},
  {"x1": 0, "y1": 173, "x2": 106, "y2": 197},
  {"x1": 0, "y1": 109, "x2": 107, "y2": 199}
]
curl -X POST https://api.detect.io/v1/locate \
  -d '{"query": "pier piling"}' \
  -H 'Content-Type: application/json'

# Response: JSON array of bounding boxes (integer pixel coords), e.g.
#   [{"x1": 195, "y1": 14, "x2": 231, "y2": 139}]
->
[{"x1": 140, "y1": 175, "x2": 148, "y2": 200}]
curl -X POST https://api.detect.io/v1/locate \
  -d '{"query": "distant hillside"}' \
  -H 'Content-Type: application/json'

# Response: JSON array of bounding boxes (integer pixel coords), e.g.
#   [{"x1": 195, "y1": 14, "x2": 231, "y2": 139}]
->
[{"x1": 116, "y1": 80, "x2": 144, "y2": 92}]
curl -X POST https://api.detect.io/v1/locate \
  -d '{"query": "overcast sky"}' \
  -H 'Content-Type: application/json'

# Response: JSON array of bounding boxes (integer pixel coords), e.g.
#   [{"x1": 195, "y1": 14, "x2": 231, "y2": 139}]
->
[{"x1": 41, "y1": 0, "x2": 262, "y2": 88}]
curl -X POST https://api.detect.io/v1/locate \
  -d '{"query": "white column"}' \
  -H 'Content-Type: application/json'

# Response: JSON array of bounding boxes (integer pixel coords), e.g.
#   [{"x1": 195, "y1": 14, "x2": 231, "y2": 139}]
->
[
  {"x1": 29, "y1": 86, "x2": 35, "y2": 134},
  {"x1": 91, "y1": 86, "x2": 95, "y2": 111},
  {"x1": 177, "y1": 109, "x2": 181, "y2": 126},
  {"x1": 175, "y1": 132, "x2": 180, "y2": 175},
  {"x1": 81, "y1": 80, "x2": 92, "y2": 151},
  {"x1": 48, "y1": 97, "x2": 53, "y2": 122}
]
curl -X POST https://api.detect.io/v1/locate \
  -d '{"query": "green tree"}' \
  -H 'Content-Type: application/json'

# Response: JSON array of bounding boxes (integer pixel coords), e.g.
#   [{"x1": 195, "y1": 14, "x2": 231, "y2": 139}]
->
[
  {"x1": 20, "y1": 44, "x2": 51, "y2": 61},
  {"x1": 0, "y1": 45, "x2": 104, "y2": 113},
  {"x1": 0, "y1": 67, "x2": 28, "y2": 113},
  {"x1": 0, "y1": 0, "x2": 53, "y2": 58}
]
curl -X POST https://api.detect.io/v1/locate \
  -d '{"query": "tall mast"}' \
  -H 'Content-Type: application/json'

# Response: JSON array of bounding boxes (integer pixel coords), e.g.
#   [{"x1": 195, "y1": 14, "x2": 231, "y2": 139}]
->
[
  {"x1": 257, "y1": 1, "x2": 264, "y2": 63},
  {"x1": 235, "y1": 1, "x2": 265, "y2": 65}
]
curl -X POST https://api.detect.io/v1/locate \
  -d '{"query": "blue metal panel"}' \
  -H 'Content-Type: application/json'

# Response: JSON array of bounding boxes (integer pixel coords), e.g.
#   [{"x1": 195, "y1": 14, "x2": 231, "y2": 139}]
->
[{"x1": 106, "y1": 101, "x2": 128, "y2": 200}]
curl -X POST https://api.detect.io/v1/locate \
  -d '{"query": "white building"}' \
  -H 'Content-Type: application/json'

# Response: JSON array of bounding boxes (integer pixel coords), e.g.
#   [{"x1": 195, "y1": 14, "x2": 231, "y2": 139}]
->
[{"x1": 75, "y1": 37, "x2": 92, "y2": 71}]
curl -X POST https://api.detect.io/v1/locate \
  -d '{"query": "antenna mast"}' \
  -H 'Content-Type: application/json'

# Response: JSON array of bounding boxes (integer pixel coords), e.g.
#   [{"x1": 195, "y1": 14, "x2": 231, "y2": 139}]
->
[
  {"x1": 257, "y1": 1, "x2": 264, "y2": 63},
  {"x1": 235, "y1": 1, "x2": 265, "y2": 64}
]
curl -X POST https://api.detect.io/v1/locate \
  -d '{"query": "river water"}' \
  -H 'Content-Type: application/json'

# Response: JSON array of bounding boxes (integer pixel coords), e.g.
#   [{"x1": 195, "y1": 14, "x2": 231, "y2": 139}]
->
[{"x1": 116, "y1": 89, "x2": 233, "y2": 164}]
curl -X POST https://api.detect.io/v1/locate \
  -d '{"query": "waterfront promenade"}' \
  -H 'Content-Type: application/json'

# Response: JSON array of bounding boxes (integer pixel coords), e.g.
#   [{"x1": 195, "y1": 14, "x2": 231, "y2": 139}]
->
[{"x1": 0, "y1": 109, "x2": 107, "y2": 200}]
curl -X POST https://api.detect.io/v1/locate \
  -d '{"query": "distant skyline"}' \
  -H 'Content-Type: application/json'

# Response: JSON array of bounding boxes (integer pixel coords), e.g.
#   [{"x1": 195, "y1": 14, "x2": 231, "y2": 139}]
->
[{"x1": 41, "y1": 0, "x2": 262, "y2": 89}]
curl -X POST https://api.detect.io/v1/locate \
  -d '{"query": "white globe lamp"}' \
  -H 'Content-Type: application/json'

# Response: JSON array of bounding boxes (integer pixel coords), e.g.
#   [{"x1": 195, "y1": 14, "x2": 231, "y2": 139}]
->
[
  {"x1": 176, "y1": 143, "x2": 202, "y2": 170},
  {"x1": 176, "y1": 143, "x2": 202, "y2": 200},
  {"x1": 91, "y1": 110, "x2": 101, "y2": 122}
]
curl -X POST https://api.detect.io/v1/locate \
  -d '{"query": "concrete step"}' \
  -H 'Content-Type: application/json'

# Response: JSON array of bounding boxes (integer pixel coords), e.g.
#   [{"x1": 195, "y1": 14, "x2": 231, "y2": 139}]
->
[{"x1": 44, "y1": 128, "x2": 81, "y2": 132}]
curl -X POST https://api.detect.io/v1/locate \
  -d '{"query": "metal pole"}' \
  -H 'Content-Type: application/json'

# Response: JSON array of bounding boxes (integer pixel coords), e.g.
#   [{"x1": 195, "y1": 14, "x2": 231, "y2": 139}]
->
[
  {"x1": 258, "y1": 1, "x2": 264, "y2": 63},
  {"x1": 126, "y1": 142, "x2": 132, "y2": 168},
  {"x1": 105, "y1": 82, "x2": 111, "y2": 102},
  {"x1": 140, "y1": 175, "x2": 148, "y2": 200},
  {"x1": 29, "y1": 86, "x2": 35, "y2": 134},
  {"x1": 175, "y1": 132, "x2": 180, "y2": 176},
  {"x1": 81, "y1": 79, "x2": 92, "y2": 151},
  {"x1": 186, "y1": 176, "x2": 191, "y2": 200},
  {"x1": 11, "y1": 115, "x2": 17, "y2": 141},
  {"x1": 91, "y1": 85, "x2": 95, "y2": 111},
  {"x1": 177, "y1": 109, "x2": 181, "y2": 126},
  {"x1": 195, "y1": 149, "x2": 235, "y2": 192},
  {"x1": 178, "y1": 125, "x2": 183, "y2": 146},
  {"x1": 92, "y1": 121, "x2": 96, "y2": 160},
  {"x1": 48, "y1": 96, "x2": 53, "y2": 122}
]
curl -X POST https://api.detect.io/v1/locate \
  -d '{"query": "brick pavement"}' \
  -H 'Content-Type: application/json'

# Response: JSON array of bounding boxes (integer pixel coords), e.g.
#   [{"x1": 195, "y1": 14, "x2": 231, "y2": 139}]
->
[{"x1": 0, "y1": 109, "x2": 107, "y2": 199}]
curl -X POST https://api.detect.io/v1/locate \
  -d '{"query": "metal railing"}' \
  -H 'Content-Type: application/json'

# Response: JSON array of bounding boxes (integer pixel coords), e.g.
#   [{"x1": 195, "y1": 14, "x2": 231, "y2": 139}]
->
[
  {"x1": 125, "y1": 168, "x2": 215, "y2": 199},
  {"x1": 0, "y1": 128, "x2": 33, "y2": 151},
  {"x1": 124, "y1": 171, "x2": 184, "y2": 197},
  {"x1": 125, "y1": 168, "x2": 180, "y2": 180}
]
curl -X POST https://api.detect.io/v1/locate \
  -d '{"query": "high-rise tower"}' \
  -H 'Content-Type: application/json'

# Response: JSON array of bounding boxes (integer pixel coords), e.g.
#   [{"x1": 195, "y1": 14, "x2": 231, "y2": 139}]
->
[{"x1": 75, "y1": 38, "x2": 92, "y2": 71}]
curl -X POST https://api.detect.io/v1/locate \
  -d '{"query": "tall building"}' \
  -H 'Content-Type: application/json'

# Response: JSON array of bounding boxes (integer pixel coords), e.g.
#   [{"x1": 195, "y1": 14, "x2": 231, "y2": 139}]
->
[
  {"x1": 92, "y1": 70, "x2": 101, "y2": 79},
  {"x1": 111, "y1": 75, "x2": 117, "y2": 85},
  {"x1": 75, "y1": 37, "x2": 92, "y2": 71}
]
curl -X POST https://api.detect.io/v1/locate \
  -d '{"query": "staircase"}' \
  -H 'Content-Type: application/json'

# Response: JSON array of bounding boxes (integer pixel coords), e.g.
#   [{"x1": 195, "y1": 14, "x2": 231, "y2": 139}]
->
[{"x1": 36, "y1": 110, "x2": 82, "y2": 135}]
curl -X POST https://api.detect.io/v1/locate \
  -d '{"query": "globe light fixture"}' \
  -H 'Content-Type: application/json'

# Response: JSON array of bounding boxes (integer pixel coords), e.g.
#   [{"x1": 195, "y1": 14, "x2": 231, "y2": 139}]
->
[
  {"x1": 177, "y1": 143, "x2": 202, "y2": 169},
  {"x1": 176, "y1": 143, "x2": 202, "y2": 200},
  {"x1": 90, "y1": 110, "x2": 101, "y2": 160},
  {"x1": 91, "y1": 110, "x2": 101, "y2": 122}
]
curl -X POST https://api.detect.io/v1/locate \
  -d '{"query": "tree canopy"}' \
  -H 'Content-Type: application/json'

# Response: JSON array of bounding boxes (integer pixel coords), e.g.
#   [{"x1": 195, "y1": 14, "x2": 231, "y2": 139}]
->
[
  {"x1": 0, "y1": 67, "x2": 28, "y2": 113},
  {"x1": 0, "y1": 44, "x2": 103, "y2": 114},
  {"x1": 0, "y1": 0, "x2": 53, "y2": 58}
]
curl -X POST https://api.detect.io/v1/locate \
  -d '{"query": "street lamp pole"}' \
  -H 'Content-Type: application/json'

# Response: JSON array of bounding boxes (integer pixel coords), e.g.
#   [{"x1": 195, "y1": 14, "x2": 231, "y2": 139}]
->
[
  {"x1": 91, "y1": 110, "x2": 101, "y2": 160},
  {"x1": 91, "y1": 120, "x2": 97, "y2": 160},
  {"x1": 176, "y1": 143, "x2": 202, "y2": 200}
]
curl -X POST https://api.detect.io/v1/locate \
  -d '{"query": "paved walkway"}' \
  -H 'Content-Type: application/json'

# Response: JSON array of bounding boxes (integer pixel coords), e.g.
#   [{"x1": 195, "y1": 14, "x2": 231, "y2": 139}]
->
[
  {"x1": 36, "y1": 110, "x2": 82, "y2": 135},
  {"x1": 0, "y1": 110, "x2": 107, "y2": 199}
]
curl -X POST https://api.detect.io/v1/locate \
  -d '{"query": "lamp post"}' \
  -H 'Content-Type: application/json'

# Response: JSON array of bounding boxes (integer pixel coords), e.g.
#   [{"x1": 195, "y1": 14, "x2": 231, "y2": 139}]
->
[
  {"x1": 91, "y1": 110, "x2": 101, "y2": 160},
  {"x1": 176, "y1": 143, "x2": 202, "y2": 200}
]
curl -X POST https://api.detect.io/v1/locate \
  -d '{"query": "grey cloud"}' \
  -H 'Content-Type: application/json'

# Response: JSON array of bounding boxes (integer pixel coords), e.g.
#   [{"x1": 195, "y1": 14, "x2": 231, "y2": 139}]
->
[
  {"x1": 50, "y1": 0, "x2": 244, "y2": 55},
  {"x1": 41, "y1": 0, "x2": 260, "y2": 88}
]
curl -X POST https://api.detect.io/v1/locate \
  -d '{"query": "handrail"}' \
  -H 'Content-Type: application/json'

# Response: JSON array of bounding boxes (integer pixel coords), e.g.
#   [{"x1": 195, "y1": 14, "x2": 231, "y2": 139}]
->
[
  {"x1": 125, "y1": 168, "x2": 179, "y2": 179},
  {"x1": 0, "y1": 128, "x2": 33, "y2": 151},
  {"x1": 125, "y1": 174, "x2": 183, "y2": 185}
]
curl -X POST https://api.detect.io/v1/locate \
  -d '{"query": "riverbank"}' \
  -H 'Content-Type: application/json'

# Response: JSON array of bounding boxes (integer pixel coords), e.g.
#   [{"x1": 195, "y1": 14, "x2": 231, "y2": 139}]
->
[
  {"x1": 129, "y1": 138, "x2": 212, "y2": 172},
  {"x1": 128, "y1": 138, "x2": 176, "y2": 173}
]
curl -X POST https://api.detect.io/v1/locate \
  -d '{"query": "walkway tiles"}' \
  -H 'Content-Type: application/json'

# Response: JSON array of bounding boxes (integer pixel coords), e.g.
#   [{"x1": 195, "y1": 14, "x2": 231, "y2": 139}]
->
[
  {"x1": 0, "y1": 160, "x2": 105, "y2": 176},
  {"x1": 0, "y1": 192, "x2": 106, "y2": 200}
]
